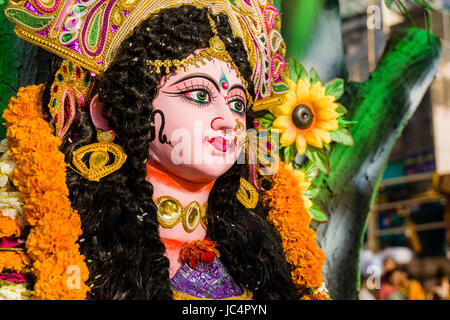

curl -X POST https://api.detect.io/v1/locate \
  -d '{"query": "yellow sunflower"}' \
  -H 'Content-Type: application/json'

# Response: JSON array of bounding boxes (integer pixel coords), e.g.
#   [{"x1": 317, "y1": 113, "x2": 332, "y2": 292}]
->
[
  {"x1": 284, "y1": 162, "x2": 312, "y2": 210},
  {"x1": 270, "y1": 78, "x2": 339, "y2": 155}
]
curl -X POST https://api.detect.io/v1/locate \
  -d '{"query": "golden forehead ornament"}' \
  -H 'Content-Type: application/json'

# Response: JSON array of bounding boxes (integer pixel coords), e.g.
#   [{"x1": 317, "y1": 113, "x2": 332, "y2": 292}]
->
[
  {"x1": 4, "y1": 0, "x2": 289, "y2": 107},
  {"x1": 145, "y1": 13, "x2": 254, "y2": 106}
]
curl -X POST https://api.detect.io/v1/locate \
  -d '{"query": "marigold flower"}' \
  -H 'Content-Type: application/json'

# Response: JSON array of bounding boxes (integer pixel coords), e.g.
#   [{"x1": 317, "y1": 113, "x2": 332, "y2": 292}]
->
[
  {"x1": 3, "y1": 85, "x2": 89, "y2": 300},
  {"x1": 180, "y1": 239, "x2": 220, "y2": 269},
  {"x1": 0, "y1": 251, "x2": 30, "y2": 273},
  {"x1": 264, "y1": 162, "x2": 325, "y2": 295},
  {"x1": 283, "y1": 162, "x2": 313, "y2": 209},
  {"x1": 0, "y1": 216, "x2": 21, "y2": 238}
]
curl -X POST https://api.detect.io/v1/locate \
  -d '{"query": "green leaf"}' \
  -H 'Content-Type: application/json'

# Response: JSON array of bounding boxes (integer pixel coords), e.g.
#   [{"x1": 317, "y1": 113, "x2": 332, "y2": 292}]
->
[
  {"x1": 304, "y1": 185, "x2": 320, "y2": 199},
  {"x1": 0, "y1": 279, "x2": 17, "y2": 287},
  {"x1": 257, "y1": 111, "x2": 275, "y2": 129},
  {"x1": 288, "y1": 57, "x2": 308, "y2": 83},
  {"x1": 304, "y1": 146, "x2": 330, "y2": 174},
  {"x1": 325, "y1": 79, "x2": 344, "y2": 99},
  {"x1": 330, "y1": 128, "x2": 354, "y2": 146},
  {"x1": 0, "y1": 279, "x2": 30, "y2": 290},
  {"x1": 413, "y1": 0, "x2": 436, "y2": 11},
  {"x1": 304, "y1": 161, "x2": 318, "y2": 180},
  {"x1": 308, "y1": 202, "x2": 328, "y2": 223},
  {"x1": 0, "y1": 247, "x2": 25, "y2": 251},
  {"x1": 393, "y1": 0, "x2": 416, "y2": 26},
  {"x1": 255, "y1": 110, "x2": 275, "y2": 120},
  {"x1": 336, "y1": 104, "x2": 348, "y2": 116},
  {"x1": 260, "y1": 120, "x2": 272, "y2": 129},
  {"x1": 272, "y1": 82, "x2": 290, "y2": 94},
  {"x1": 309, "y1": 68, "x2": 320, "y2": 85},
  {"x1": 385, "y1": 0, "x2": 394, "y2": 8},
  {"x1": 282, "y1": 144, "x2": 297, "y2": 163},
  {"x1": 338, "y1": 117, "x2": 358, "y2": 128}
]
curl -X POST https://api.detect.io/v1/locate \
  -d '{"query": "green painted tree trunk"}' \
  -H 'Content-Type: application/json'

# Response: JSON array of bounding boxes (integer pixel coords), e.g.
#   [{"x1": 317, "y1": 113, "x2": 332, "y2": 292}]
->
[
  {"x1": 316, "y1": 28, "x2": 441, "y2": 299},
  {"x1": 281, "y1": 0, "x2": 442, "y2": 299}
]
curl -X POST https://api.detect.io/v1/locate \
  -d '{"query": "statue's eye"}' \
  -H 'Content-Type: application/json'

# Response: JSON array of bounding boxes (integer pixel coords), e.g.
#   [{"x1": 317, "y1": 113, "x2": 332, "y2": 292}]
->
[
  {"x1": 184, "y1": 90, "x2": 211, "y2": 103},
  {"x1": 229, "y1": 99, "x2": 246, "y2": 114}
]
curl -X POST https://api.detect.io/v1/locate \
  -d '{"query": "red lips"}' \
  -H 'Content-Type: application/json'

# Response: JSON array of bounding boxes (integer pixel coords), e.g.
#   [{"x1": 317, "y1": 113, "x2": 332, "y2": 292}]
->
[{"x1": 208, "y1": 136, "x2": 229, "y2": 152}]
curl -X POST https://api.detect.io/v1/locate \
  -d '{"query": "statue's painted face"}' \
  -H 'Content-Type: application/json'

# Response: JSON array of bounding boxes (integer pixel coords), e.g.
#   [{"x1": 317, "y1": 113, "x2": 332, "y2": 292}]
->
[{"x1": 148, "y1": 56, "x2": 247, "y2": 183}]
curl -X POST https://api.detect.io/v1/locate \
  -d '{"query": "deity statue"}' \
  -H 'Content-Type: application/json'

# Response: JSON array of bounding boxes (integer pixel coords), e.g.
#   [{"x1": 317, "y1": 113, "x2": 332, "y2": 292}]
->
[{"x1": 0, "y1": 0, "x2": 344, "y2": 300}]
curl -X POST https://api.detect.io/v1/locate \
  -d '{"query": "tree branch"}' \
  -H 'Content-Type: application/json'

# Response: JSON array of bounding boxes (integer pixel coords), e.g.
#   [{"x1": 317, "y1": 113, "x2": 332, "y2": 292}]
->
[{"x1": 314, "y1": 27, "x2": 441, "y2": 299}]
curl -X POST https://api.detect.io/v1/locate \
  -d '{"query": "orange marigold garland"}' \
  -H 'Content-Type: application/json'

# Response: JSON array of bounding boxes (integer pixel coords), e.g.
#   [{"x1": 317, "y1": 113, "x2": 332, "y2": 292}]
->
[
  {"x1": 180, "y1": 239, "x2": 220, "y2": 268},
  {"x1": 0, "y1": 251, "x2": 30, "y2": 273},
  {"x1": 264, "y1": 161, "x2": 328, "y2": 299},
  {"x1": 3, "y1": 84, "x2": 89, "y2": 300},
  {"x1": 0, "y1": 216, "x2": 21, "y2": 238},
  {"x1": 300, "y1": 290, "x2": 330, "y2": 300}
]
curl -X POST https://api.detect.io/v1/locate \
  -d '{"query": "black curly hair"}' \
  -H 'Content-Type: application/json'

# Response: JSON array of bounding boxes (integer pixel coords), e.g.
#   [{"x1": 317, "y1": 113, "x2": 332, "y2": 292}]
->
[{"x1": 43, "y1": 4, "x2": 298, "y2": 300}]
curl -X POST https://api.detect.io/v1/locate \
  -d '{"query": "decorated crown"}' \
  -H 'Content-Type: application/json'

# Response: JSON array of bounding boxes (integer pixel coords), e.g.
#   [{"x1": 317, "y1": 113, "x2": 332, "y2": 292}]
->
[{"x1": 4, "y1": 0, "x2": 289, "y2": 106}]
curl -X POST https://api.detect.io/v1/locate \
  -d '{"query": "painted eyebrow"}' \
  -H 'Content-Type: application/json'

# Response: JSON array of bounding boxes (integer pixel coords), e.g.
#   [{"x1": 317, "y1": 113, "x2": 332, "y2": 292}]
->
[
  {"x1": 228, "y1": 84, "x2": 246, "y2": 95},
  {"x1": 170, "y1": 73, "x2": 220, "y2": 92},
  {"x1": 228, "y1": 84, "x2": 247, "y2": 104}
]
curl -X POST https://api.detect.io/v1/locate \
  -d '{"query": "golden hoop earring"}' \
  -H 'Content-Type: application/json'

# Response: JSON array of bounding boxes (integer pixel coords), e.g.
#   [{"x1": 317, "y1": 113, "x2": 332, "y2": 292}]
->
[
  {"x1": 70, "y1": 129, "x2": 127, "y2": 182},
  {"x1": 236, "y1": 177, "x2": 259, "y2": 209},
  {"x1": 234, "y1": 119, "x2": 246, "y2": 148}
]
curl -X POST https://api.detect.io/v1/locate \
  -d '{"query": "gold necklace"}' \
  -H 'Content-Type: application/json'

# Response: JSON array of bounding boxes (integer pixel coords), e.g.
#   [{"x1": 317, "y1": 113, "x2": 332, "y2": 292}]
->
[{"x1": 154, "y1": 196, "x2": 208, "y2": 233}]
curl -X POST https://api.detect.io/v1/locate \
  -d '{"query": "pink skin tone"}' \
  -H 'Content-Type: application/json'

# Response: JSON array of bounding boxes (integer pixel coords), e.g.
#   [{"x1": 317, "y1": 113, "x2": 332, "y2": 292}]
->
[
  {"x1": 90, "y1": 54, "x2": 247, "y2": 278},
  {"x1": 148, "y1": 56, "x2": 247, "y2": 278},
  {"x1": 148, "y1": 54, "x2": 247, "y2": 183}
]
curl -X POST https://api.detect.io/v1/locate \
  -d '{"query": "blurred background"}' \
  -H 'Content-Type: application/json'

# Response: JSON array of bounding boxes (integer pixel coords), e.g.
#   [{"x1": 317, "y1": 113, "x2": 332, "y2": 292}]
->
[{"x1": 340, "y1": 0, "x2": 450, "y2": 300}]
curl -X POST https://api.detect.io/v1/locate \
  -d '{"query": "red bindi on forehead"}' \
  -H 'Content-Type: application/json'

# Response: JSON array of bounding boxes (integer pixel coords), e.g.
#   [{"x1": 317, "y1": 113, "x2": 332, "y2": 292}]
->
[{"x1": 221, "y1": 81, "x2": 229, "y2": 90}]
